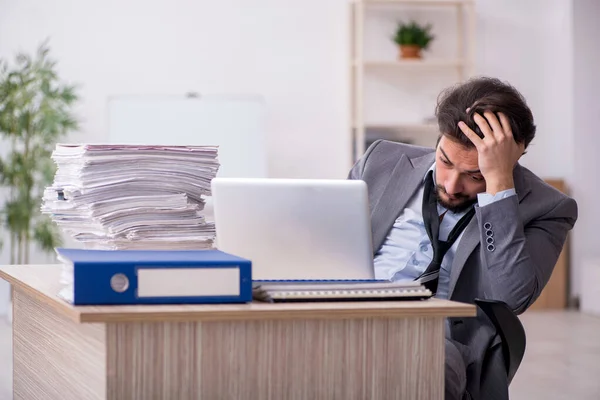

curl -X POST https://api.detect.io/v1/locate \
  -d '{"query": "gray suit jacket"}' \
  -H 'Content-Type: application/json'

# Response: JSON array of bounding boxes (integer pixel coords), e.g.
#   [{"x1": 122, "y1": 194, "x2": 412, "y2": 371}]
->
[{"x1": 348, "y1": 140, "x2": 578, "y2": 399}]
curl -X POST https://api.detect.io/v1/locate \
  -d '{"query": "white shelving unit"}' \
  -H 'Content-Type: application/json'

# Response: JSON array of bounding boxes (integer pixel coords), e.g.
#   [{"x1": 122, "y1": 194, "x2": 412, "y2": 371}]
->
[
  {"x1": 359, "y1": 59, "x2": 466, "y2": 68},
  {"x1": 350, "y1": 0, "x2": 476, "y2": 161}
]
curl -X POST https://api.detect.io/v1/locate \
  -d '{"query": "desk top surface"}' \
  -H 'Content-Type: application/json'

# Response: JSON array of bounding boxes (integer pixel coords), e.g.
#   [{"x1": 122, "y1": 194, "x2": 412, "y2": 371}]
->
[{"x1": 0, "y1": 264, "x2": 476, "y2": 323}]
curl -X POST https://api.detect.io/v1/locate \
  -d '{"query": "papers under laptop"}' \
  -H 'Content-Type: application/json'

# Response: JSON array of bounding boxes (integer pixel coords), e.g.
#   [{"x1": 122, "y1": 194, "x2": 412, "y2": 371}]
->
[
  {"x1": 211, "y1": 177, "x2": 432, "y2": 302},
  {"x1": 252, "y1": 279, "x2": 432, "y2": 302}
]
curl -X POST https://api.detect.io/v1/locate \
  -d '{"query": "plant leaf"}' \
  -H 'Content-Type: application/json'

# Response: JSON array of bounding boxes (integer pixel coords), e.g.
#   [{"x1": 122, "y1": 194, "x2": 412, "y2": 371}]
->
[
  {"x1": 33, "y1": 215, "x2": 62, "y2": 252},
  {"x1": 0, "y1": 38, "x2": 79, "y2": 257}
]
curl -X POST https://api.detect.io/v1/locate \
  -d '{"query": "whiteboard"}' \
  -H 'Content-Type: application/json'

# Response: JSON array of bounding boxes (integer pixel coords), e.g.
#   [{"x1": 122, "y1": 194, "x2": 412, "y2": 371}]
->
[{"x1": 107, "y1": 94, "x2": 268, "y2": 178}]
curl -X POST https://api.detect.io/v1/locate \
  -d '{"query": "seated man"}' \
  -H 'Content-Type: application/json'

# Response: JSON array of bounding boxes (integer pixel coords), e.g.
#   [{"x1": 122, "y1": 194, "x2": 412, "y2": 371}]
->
[{"x1": 348, "y1": 77, "x2": 577, "y2": 400}]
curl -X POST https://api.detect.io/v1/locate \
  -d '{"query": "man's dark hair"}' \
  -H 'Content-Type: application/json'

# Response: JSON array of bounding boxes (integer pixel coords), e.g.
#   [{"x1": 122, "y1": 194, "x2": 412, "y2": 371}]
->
[{"x1": 435, "y1": 76, "x2": 536, "y2": 148}]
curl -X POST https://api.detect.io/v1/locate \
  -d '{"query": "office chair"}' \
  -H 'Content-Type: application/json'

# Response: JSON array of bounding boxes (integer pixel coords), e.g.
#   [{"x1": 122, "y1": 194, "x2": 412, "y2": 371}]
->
[{"x1": 474, "y1": 298, "x2": 526, "y2": 385}]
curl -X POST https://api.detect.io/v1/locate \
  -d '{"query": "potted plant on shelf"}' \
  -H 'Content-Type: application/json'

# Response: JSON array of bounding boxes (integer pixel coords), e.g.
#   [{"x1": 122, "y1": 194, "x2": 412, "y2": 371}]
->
[{"x1": 392, "y1": 20, "x2": 434, "y2": 59}]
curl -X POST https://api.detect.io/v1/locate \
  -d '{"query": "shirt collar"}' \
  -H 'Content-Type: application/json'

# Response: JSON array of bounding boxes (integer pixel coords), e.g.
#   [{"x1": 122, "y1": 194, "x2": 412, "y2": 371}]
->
[{"x1": 425, "y1": 161, "x2": 436, "y2": 182}]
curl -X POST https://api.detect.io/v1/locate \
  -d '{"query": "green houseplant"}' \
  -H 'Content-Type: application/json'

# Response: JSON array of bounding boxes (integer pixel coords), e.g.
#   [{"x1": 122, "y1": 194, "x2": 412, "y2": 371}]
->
[
  {"x1": 392, "y1": 20, "x2": 435, "y2": 59},
  {"x1": 0, "y1": 40, "x2": 79, "y2": 264}
]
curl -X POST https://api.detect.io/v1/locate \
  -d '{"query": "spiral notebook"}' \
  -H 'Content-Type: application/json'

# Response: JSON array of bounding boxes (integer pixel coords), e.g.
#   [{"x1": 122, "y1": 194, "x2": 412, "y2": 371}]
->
[{"x1": 252, "y1": 279, "x2": 432, "y2": 303}]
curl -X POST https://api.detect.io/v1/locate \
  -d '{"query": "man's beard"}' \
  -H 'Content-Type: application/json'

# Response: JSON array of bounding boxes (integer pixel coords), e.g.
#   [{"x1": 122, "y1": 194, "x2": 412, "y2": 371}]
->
[{"x1": 435, "y1": 185, "x2": 477, "y2": 213}]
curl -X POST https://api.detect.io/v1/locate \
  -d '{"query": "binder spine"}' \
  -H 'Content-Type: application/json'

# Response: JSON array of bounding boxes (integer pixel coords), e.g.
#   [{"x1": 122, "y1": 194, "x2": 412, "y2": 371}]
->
[{"x1": 73, "y1": 261, "x2": 252, "y2": 305}]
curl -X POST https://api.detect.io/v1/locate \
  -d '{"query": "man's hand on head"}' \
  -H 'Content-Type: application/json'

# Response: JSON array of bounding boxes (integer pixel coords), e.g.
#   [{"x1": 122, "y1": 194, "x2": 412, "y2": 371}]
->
[{"x1": 458, "y1": 111, "x2": 525, "y2": 195}]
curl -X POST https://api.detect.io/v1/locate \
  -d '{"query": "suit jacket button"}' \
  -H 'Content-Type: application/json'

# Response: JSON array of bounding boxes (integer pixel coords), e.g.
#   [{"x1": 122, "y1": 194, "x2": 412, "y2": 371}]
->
[
  {"x1": 486, "y1": 230, "x2": 493, "y2": 237},
  {"x1": 486, "y1": 236, "x2": 494, "y2": 244},
  {"x1": 487, "y1": 244, "x2": 496, "y2": 252},
  {"x1": 484, "y1": 222, "x2": 492, "y2": 230}
]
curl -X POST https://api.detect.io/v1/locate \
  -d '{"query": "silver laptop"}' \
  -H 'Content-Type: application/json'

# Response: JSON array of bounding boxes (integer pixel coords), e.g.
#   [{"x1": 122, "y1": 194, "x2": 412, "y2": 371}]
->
[{"x1": 211, "y1": 178, "x2": 374, "y2": 281}]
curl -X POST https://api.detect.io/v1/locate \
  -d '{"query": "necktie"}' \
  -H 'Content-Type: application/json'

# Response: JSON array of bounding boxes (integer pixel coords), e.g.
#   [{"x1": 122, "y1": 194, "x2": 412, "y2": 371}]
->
[{"x1": 417, "y1": 171, "x2": 475, "y2": 294}]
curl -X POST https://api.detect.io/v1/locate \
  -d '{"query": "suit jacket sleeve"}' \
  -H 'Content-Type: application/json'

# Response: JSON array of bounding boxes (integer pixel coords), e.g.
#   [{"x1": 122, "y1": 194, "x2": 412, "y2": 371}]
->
[{"x1": 475, "y1": 194, "x2": 577, "y2": 314}]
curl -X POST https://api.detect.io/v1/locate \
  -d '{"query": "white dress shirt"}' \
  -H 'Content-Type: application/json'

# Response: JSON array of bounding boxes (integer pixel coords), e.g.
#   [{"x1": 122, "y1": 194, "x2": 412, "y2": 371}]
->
[{"x1": 373, "y1": 162, "x2": 516, "y2": 298}]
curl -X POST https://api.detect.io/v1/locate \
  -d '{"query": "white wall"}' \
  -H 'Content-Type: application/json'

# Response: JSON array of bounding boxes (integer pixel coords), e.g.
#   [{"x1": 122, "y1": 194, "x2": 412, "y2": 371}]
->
[
  {"x1": 475, "y1": 0, "x2": 574, "y2": 180},
  {"x1": 572, "y1": 0, "x2": 600, "y2": 302},
  {"x1": 0, "y1": 0, "x2": 352, "y2": 180}
]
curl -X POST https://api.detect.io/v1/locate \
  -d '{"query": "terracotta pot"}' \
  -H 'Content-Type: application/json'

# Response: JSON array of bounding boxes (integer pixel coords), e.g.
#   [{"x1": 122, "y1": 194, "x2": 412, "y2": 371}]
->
[{"x1": 399, "y1": 45, "x2": 422, "y2": 59}]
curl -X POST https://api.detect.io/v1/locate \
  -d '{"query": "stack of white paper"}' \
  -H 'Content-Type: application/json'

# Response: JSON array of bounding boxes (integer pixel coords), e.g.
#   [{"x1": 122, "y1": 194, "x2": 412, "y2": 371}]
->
[{"x1": 42, "y1": 144, "x2": 219, "y2": 251}]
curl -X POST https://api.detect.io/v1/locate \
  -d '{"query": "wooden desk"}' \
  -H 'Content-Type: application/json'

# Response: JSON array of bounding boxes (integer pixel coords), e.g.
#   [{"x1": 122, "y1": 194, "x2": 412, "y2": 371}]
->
[{"x1": 1, "y1": 265, "x2": 476, "y2": 400}]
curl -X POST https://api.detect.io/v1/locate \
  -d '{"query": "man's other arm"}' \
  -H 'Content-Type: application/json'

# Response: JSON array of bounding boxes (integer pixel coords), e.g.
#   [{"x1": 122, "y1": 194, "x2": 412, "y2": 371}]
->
[{"x1": 475, "y1": 194, "x2": 577, "y2": 315}]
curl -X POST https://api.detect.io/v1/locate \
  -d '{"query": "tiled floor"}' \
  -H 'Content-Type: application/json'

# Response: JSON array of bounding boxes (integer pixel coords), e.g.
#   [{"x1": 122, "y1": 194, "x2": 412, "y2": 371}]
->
[
  {"x1": 509, "y1": 310, "x2": 600, "y2": 400},
  {"x1": 0, "y1": 311, "x2": 598, "y2": 399}
]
